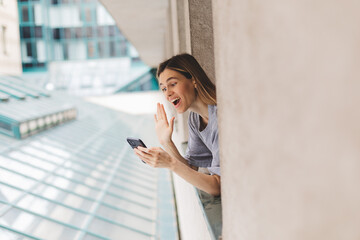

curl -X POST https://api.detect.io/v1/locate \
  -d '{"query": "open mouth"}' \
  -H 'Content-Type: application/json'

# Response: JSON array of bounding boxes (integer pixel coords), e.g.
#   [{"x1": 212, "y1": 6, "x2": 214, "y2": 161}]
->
[{"x1": 171, "y1": 97, "x2": 181, "y2": 108}]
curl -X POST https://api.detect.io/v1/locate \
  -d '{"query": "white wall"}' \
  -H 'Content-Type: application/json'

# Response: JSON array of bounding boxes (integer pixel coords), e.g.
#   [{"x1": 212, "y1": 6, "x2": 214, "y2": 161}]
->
[
  {"x1": 0, "y1": 0, "x2": 22, "y2": 75},
  {"x1": 173, "y1": 175, "x2": 214, "y2": 240},
  {"x1": 49, "y1": 6, "x2": 82, "y2": 28}
]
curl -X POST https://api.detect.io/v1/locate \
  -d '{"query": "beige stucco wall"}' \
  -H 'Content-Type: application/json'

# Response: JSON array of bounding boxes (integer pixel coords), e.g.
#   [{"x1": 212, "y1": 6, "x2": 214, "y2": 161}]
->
[
  {"x1": 213, "y1": 0, "x2": 360, "y2": 239},
  {"x1": 0, "y1": 0, "x2": 22, "y2": 75}
]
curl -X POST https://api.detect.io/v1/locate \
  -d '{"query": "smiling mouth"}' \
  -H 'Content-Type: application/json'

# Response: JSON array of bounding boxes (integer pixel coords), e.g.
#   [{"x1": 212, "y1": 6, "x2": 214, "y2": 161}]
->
[{"x1": 171, "y1": 97, "x2": 181, "y2": 107}]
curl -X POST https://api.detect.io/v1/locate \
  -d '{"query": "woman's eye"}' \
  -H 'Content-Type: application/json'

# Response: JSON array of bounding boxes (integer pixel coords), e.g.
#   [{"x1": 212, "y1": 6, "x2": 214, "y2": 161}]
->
[
  {"x1": 170, "y1": 82, "x2": 177, "y2": 87},
  {"x1": 161, "y1": 87, "x2": 167, "y2": 92}
]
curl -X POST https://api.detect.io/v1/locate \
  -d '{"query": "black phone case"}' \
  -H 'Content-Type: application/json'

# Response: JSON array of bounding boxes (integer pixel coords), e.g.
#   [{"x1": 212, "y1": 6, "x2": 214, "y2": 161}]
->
[
  {"x1": 127, "y1": 137, "x2": 147, "y2": 164},
  {"x1": 126, "y1": 137, "x2": 147, "y2": 149}
]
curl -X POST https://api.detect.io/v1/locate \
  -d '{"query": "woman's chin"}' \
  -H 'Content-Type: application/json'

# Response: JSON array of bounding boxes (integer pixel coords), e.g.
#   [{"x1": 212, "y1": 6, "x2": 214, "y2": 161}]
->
[
  {"x1": 175, "y1": 107, "x2": 185, "y2": 114},
  {"x1": 174, "y1": 102, "x2": 188, "y2": 113}
]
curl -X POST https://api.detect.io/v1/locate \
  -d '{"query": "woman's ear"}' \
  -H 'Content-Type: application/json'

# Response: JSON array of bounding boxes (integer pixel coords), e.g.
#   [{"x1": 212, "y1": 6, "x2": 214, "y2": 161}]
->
[{"x1": 193, "y1": 81, "x2": 197, "y2": 88}]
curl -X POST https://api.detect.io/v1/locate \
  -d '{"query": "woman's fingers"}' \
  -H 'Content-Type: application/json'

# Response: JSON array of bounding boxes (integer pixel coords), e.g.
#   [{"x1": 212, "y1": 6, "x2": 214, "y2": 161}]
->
[
  {"x1": 160, "y1": 104, "x2": 168, "y2": 121},
  {"x1": 135, "y1": 147, "x2": 158, "y2": 158},
  {"x1": 137, "y1": 146, "x2": 149, "y2": 153},
  {"x1": 157, "y1": 103, "x2": 162, "y2": 120},
  {"x1": 134, "y1": 147, "x2": 172, "y2": 169},
  {"x1": 156, "y1": 103, "x2": 171, "y2": 125},
  {"x1": 134, "y1": 148, "x2": 157, "y2": 166},
  {"x1": 154, "y1": 114, "x2": 158, "y2": 123},
  {"x1": 135, "y1": 152, "x2": 151, "y2": 164},
  {"x1": 169, "y1": 117, "x2": 175, "y2": 131},
  {"x1": 134, "y1": 148, "x2": 151, "y2": 159}
]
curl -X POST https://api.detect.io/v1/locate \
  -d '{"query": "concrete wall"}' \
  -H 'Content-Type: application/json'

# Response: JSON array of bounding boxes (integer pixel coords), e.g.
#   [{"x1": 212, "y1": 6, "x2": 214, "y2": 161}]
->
[
  {"x1": 0, "y1": 0, "x2": 22, "y2": 75},
  {"x1": 213, "y1": 0, "x2": 360, "y2": 239}
]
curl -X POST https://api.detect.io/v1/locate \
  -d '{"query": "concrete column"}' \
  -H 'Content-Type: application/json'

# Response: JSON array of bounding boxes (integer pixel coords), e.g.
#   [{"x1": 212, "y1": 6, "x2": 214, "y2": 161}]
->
[
  {"x1": 176, "y1": 0, "x2": 191, "y2": 54},
  {"x1": 213, "y1": 0, "x2": 360, "y2": 239},
  {"x1": 164, "y1": 0, "x2": 180, "y2": 58},
  {"x1": 169, "y1": 0, "x2": 179, "y2": 55},
  {"x1": 164, "y1": 6, "x2": 174, "y2": 59},
  {"x1": 188, "y1": 0, "x2": 215, "y2": 83}
]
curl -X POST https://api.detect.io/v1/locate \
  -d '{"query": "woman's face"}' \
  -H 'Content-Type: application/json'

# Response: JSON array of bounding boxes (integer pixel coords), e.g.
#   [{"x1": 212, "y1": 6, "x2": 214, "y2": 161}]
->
[{"x1": 158, "y1": 68, "x2": 196, "y2": 113}]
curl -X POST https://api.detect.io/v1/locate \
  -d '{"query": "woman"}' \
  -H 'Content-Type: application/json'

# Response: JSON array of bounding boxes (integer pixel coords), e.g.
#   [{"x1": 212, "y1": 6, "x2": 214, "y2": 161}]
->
[{"x1": 134, "y1": 53, "x2": 221, "y2": 196}]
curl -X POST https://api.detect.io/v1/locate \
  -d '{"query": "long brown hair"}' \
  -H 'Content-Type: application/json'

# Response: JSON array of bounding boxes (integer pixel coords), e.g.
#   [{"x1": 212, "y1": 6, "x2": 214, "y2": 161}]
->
[{"x1": 157, "y1": 53, "x2": 216, "y2": 105}]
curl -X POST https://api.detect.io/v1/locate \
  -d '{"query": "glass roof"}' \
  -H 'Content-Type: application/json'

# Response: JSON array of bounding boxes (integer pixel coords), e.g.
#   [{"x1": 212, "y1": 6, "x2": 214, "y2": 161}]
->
[
  {"x1": 0, "y1": 85, "x2": 178, "y2": 239},
  {"x1": 0, "y1": 76, "x2": 76, "y2": 139}
]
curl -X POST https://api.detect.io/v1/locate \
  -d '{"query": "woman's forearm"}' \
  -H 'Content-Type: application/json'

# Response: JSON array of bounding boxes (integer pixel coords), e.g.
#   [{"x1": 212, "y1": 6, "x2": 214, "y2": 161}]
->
[
  {"x1": 170, "y1": 158, "x2": 221, "y2": 196},
  {"x1": 163, "y1": 141, "x2": 220, "y2": 195},
  {"x1": 162, "y1": 140, "x2": 189, "y2": 166},
  {"x1": 134, "y1": 143, "x2": 220, "y2": 196}
]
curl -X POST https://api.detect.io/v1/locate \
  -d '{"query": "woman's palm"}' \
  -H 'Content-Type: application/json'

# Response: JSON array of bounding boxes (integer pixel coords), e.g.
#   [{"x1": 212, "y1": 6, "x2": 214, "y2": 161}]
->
[{"x1": 154, "y1": 103, "x2": 175, "y2": 144}]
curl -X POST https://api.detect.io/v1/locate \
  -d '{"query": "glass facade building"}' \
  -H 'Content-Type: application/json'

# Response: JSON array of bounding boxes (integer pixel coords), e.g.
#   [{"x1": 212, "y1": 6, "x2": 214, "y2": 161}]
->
[{"x1": 18, "y1": 0, "x2": 136, "y2": 72}]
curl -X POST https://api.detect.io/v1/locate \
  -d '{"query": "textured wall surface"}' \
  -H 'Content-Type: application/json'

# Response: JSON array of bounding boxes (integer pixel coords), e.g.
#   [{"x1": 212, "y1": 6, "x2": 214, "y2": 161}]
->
[
  {"x1": 189, "y1": 0, "x2": 215, "y2": 83},
  {"x1": 213, "y1": 0, "x2": 360, "y2": 239},
  {"x1": 176, "y1": 0, "x2": 191, "y2": 54}
]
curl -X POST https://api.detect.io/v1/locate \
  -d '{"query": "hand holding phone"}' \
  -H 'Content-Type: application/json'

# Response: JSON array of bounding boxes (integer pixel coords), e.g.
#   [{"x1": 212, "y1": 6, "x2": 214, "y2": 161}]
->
[{"x1": 126, "y1": 137, "x2": 147, "y2": 163}]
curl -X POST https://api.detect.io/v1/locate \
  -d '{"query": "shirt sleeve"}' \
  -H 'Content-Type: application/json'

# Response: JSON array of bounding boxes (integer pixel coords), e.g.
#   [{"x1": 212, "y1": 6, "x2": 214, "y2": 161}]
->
[{"x1": 184, "y1": 112, "x2": 212, "y2": 168}]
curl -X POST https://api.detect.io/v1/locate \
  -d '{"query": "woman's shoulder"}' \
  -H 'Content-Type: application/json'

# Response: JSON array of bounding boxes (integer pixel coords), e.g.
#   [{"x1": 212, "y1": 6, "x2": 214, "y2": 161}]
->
[
  {"x1": 209, "y1": 104, "x2": 217, "y2": 112},
  {"x1": 189, "y1": 105, "x2": 217, "y2": 121},
  {"x1": 208, "y1": 105, "x2": 217, "y2": 119},
  {"x1": 188, "y1": 111, "x2": 199, "y2": 125}
]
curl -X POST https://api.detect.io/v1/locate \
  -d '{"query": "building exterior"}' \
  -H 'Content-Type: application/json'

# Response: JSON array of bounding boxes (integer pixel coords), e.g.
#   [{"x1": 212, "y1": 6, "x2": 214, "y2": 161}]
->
[
  {"x1": 4, "y1": 0, "x2": 360, "y2": 238},
  {"x1": 0, "y1": 0, "x2": 22, "y2": 75},
  {"x1": 101, "y1": 0, "x2": 360, "y2": 239},
  {"x1": 17, "y1": 0, "x2": 138, "y2": 72},
  {"x1": 16, "y1": 0, "x2": 158, "y2": 95}
]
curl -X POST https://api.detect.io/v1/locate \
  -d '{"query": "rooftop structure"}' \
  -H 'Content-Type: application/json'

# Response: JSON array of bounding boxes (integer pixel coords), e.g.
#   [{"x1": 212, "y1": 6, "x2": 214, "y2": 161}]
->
[
  {"x1": 0, "y1": 75, "x2": 76, "y2": 139},
  {"x1": 0, "y1": 77, "x2": 178, "y2": 239}
]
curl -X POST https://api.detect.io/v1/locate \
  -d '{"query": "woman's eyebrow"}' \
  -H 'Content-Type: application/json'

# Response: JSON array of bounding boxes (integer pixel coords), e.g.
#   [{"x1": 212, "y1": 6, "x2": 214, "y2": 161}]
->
[{"x1": 159, "y1": 77, "x2": 177, "y2": 86}]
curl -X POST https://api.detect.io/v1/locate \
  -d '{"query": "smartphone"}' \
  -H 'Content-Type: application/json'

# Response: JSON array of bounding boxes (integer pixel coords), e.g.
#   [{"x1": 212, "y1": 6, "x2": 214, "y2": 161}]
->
[
  {"x1": 126, "y1": 137, "x2": 147, "y2": 163},
  {"x1": 126, "y1": 137, "x2": 147, "y2": 149}
]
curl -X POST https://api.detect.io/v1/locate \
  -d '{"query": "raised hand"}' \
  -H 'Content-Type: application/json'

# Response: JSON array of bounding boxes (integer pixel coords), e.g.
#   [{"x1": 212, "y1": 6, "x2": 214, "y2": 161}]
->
[{"x1": 154, "y1": 103, "x2": 175, "y2": 145}]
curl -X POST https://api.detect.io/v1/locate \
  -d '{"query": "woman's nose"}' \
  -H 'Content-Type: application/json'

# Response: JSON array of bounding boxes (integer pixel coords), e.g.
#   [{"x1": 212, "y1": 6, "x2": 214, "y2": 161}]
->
[{"x1": 167, "y1": 89, "x2": 173, "y2": 96}]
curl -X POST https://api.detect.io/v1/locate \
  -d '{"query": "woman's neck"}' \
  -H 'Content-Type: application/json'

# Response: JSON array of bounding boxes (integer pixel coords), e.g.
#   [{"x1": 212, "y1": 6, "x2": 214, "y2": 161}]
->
[{"x1": 189, "y1": 99, "x2": 209, "y2": 124}]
